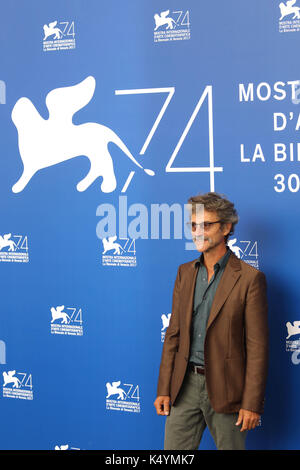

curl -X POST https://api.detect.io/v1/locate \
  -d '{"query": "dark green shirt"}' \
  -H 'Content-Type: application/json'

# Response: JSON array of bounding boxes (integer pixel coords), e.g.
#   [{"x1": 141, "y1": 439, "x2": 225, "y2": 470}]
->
[{"x1": 189, "y1": 248, "x2": 231, "y2": 366}]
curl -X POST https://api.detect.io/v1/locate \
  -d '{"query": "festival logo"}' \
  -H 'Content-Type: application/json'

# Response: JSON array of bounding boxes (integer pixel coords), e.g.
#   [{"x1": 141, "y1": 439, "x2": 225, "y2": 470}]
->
[
  {"x1": 101, "y1": 235, "x2": 137, "y2": 267},
  {"x1": 105, "y1": 380, "x2": 140, "y2": 413},
  {"x1": 0, "y1": 233, "x2": 29, "y2": 263},
  {"x1": 50, "y1": 305, "x2": 83, "y2": 336},
  {"x1": 279, "y1": 1, "x2": 300, "y2": 33},
  {"x1": 227, "y1": 238, "x2": 259, "y2": 269},
  {"x1": 154, "y1": 9, "x2": 191, "y2": 43},
  {"x1": 11, "y1": 76, "x2": 154, "y2": 194},
  {"x1": 2, "y1": 370, "x2": 33, "y2": 400},
  {"x1": 43, "y1": 20, "x2": 76, "y2": 51}
]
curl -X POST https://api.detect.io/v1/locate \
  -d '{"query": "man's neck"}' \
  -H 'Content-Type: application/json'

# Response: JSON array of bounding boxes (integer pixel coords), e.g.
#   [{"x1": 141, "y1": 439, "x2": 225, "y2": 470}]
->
[{"x1": 202, "y1": 244, "x2": 228, "y2": 272}]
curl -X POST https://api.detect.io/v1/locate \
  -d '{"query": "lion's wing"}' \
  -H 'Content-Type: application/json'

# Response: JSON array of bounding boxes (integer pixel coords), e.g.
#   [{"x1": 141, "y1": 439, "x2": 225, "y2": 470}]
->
[{"x1": 45, "y1": 76, "x2": 96, "y2": 123}]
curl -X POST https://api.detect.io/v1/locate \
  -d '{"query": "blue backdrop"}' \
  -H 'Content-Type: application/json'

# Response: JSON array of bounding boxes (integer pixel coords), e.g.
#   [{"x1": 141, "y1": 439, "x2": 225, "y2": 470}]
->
[{"x1": 0, "y1": 0, "x2": 299, "y2": 450}]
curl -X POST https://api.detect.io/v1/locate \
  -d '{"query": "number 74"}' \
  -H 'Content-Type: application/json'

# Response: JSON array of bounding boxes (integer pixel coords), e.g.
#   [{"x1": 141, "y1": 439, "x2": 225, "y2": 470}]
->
[{"x1": 115, "y1": 86, "x2": 223, "y2": 191}]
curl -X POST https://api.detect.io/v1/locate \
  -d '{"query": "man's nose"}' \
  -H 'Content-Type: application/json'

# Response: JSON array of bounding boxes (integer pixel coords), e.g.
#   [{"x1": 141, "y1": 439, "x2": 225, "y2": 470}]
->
[{"x1": 194, "y1": 225, "x2": 204, "y2": 236}]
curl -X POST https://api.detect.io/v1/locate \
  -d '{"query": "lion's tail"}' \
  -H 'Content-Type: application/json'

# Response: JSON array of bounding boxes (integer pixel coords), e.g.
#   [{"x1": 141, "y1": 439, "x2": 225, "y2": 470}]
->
[{"x1": 108, "y1": 129, "x2": 155, "y2": 177}]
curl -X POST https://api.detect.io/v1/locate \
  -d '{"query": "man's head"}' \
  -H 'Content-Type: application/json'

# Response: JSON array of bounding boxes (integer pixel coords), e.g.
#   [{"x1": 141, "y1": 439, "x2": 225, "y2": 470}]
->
[{"x1": 187, "y1": 192, "x2": 239, "y2": 253}]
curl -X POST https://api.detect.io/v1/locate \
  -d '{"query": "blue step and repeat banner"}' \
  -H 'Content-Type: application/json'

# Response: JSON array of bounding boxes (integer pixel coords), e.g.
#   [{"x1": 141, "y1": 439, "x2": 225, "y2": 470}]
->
[{"x1": 0, "y1": 0, "x2": 300, "y2": 451}]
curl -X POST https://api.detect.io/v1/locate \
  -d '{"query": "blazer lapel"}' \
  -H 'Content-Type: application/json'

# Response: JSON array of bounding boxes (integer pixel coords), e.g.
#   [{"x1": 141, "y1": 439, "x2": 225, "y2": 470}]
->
[
  {"x1": 206, "y1": 253, "x2": 241, "y2": 331},
  {"x1": 184, "y1": 262, "x2": 199, "y2": 331}
]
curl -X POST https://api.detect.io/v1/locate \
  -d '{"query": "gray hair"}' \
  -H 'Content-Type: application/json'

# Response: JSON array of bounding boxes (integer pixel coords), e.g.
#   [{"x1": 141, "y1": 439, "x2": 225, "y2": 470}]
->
[{"x1": 187, "y1": 192, "x2": 239, "y2": 243}]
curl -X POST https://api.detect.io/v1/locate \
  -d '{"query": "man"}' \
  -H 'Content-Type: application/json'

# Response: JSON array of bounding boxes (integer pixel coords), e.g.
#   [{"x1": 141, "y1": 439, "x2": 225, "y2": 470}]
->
[{"x1": 154, "y1": 192, "x2": 268, "y2": 450}]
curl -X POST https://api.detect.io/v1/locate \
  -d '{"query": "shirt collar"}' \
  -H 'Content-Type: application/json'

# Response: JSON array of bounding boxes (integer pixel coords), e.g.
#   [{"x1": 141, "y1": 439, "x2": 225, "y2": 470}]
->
[{"x1": 194, "y1": 247, "x2": 231, "y2": 270}]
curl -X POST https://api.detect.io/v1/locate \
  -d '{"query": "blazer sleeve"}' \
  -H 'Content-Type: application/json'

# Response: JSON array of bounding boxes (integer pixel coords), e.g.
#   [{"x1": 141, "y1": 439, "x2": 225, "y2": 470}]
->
[
  {"x1": 241, "y1": 270, "x2": 269, "y2": 414},
  {"x1": 156, "y1": 265, "x2": 181, "y2": 397}
]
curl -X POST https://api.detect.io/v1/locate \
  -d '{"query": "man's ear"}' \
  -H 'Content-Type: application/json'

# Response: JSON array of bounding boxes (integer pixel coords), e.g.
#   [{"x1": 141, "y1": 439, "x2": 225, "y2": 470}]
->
[{"x1": 222, "y1": 222, "x2": 232, "y2": 236}]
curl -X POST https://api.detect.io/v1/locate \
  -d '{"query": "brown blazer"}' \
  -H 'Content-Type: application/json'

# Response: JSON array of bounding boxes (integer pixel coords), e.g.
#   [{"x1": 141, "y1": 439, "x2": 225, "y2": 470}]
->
[{"x1": 157, "y1": 250, "x2": 268, "y2": 414}]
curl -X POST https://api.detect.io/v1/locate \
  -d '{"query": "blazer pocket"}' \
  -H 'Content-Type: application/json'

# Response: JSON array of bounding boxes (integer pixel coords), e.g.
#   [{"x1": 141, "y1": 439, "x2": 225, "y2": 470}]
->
[{"x1": 225, "y1": 358, "x2": 245, "y2": 404}]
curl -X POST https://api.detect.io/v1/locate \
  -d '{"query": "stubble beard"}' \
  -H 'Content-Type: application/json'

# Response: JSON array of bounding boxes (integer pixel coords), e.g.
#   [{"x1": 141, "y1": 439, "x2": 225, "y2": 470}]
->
[{"x1": 193, "y1": 235, "x2": 223, "y2": 253}]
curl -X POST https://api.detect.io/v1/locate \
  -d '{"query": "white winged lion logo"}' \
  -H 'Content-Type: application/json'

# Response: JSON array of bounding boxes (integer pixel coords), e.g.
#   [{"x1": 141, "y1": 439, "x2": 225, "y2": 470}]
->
[
  {"x1": 11, "y1": 76, "x2": 154, "y2": 193},
  {"x1": 43, "y1": 21, "x2": 64, "y2": 40},
  {"x1": 3, "y1": 371, "x2": 22, "y2": 388},
  {"x1": 106, "y1": 381, "x2": 126, "y2": 400},
  {"x1": 50, "y1": 306, "x2": 71, "y2": 324},
  {"x1": 279, "y1": 0, "x2": 300, "y2": 19},
  {"x1": 102, "y1": 236, "x2": 124, "y2": 255},
  {"x1": 154, "y1": 10, "x2": 177, "y2": 30},
  {"x1": 0, "y1": 233, "x2": 16, "y2": 252}
]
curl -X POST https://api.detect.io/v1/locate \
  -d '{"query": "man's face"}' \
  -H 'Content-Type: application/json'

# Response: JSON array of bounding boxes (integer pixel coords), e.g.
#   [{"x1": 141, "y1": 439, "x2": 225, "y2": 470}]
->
[{"x1": 191, "y1": 210, "x2": 231, "y2": 253}]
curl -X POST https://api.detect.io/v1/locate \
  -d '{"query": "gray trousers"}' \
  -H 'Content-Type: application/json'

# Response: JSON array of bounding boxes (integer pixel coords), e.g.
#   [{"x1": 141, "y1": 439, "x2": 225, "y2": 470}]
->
[{"x1": 164, "y1": 370, "x2": 247, "y2": 450}]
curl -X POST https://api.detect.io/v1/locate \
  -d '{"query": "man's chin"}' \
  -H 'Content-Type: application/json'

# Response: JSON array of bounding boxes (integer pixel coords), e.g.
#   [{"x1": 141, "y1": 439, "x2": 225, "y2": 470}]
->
[{"x1": 193, "y1": 239, "x2": 208, "y2": 252}]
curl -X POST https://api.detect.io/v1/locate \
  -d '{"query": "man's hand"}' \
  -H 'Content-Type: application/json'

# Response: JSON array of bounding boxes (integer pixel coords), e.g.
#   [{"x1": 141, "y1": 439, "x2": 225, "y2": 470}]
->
[
  {"x1": 235, "y1": 409, "x2": 261, "y2": 431},
  {"x1": 154, "y1": 396, "x2": 171, "y2": 416}
]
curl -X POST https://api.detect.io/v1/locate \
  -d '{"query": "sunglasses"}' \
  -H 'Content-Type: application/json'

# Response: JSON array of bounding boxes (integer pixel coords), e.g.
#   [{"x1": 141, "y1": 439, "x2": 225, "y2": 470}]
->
[{"x1": 187, "y1": 220, "x2": 222, "y2": 231}]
